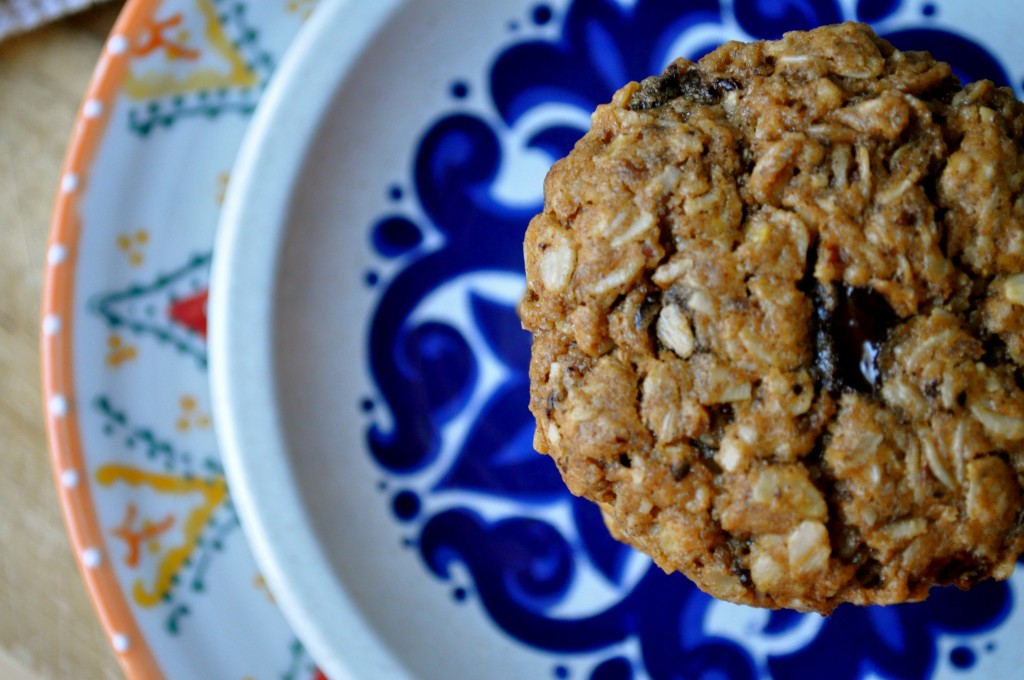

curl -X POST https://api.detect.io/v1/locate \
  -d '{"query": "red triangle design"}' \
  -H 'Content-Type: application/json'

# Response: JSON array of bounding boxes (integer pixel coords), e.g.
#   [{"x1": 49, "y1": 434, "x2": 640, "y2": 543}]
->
[{"x1": 168, "y1": 289, "x2": 209, "y2": 338}]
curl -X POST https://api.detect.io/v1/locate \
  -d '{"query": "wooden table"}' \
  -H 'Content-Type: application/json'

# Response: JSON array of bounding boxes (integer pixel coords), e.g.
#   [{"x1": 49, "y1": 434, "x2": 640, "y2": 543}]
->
[{"x1": 0, "y1": 4, "x2": 127, "y2": 678}]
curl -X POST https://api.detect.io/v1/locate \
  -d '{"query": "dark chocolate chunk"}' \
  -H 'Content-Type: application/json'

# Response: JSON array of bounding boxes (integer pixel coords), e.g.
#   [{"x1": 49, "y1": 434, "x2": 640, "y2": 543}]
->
[
  {"x1": 834, "y1": 286, "x2": 898, "y2": 393},
  {"x1": 809, "y1": 282, "x2": 898, "y2": 394},
  {"x1": 628, "y1": 62, "x2": 720, "y2": 110}
]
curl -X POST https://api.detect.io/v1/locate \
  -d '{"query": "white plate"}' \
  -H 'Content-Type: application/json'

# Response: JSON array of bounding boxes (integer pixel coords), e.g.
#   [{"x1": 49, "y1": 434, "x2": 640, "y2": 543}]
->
[
  {"x1": 42, "y1": 0, "x2": 325, "y2": 677},
  {"x1": 212, "y1": 1, "x2": 1024, "y2": 678}
]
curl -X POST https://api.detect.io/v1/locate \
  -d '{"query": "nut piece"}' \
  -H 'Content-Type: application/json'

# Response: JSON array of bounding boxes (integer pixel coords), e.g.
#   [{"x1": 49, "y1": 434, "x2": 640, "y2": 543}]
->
[
  {"x1": 787, "y1": 521, "x2": 830, "y2": 575},
  {"x1": 538, "y1": 233, "x2": 576, "y2": 293},
  {"x1": 750, "y1": 536, "x2": 787, "y2": 592},
  {"x1": 656, "y1": 304, "x2": 695, "y2": 359}
]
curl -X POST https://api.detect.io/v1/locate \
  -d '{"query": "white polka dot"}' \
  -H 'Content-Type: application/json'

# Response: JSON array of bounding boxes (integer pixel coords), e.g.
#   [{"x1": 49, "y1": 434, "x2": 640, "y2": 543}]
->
[
  {"x1": 60, "y1": 469, "x2": 80, "y2": 489},
  {"x1": 48, "y1": 395, "x2": 68, "y2": 417},
  {"x1": 82, "y1": 99, "x2": 104, "y2": 119},
  {"x1": 47, "y1": 243, "x2": 68, "y2": 266},
  {"x1": 107, "y1": 35, "x2": 129, "y2": 55},
  {"x1": 42, "y1": 314, "x2": 62, "y2": 336},
  {"x1": 111, "y1": 633, "x2": 131, "y2": 653},
  {"x1": 81, "y1": 548, "x2": 102, "y2": 569},
  {"x1": 60, "y1": 173, "x2": 80, "y2": 194}
]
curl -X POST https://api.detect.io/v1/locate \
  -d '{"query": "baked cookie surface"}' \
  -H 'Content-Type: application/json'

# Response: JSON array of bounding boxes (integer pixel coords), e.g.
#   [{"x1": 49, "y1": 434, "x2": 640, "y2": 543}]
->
[{"x1": 520, "y1": 22, "x2": 1024, "y2": 613}]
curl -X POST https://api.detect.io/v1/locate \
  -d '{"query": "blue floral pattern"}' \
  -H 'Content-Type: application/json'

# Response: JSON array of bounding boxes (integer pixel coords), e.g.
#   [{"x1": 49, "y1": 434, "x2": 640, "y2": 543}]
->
[{"x1": 364, "y1": 1, "x2": 1018, "y2": 678}]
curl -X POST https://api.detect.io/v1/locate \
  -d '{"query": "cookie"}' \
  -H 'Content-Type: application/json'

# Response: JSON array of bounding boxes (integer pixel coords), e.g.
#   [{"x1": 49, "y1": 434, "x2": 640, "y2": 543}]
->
[{"x1": 520, "y1": 22, "x2": 1024, "y2": 613}]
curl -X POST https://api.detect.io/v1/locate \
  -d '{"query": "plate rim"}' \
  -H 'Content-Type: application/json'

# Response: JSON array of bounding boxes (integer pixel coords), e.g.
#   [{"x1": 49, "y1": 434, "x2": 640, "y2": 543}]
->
[
  {"x1": 41, "y1": 1, "x2": 317, "y2": 677},
  {"x1": 208, "y1": 0, "x2": 410, "y2": 678},
  {"x1": 41, "y1": 1, "x2": 167, "y2": 676}
]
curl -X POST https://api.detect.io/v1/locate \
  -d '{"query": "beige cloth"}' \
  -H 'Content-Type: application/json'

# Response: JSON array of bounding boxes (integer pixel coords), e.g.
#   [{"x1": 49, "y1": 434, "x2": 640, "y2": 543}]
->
[{"x1": 0, "y1": 0, "x2": 103, "y2": 40}]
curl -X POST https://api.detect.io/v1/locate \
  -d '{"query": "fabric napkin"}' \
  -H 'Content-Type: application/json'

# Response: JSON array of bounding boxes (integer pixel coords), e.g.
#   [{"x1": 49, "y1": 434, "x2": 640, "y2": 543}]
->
[{"x1": 0, "y1": 0, "x2": 105, "y2": 41}]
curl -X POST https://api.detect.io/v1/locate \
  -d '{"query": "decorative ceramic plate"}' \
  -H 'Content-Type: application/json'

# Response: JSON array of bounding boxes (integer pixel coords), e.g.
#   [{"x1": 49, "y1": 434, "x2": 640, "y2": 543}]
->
[
  {"x1": 211, "y1": 0, "x2": 1024, "y2": 679},
  {"x1": 41, "y1": 0, "x2": 325, "y2": 678}
]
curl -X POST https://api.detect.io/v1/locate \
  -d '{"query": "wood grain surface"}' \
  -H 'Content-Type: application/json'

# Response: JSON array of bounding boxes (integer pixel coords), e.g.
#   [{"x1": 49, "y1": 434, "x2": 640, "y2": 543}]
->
[{"x1": 0, "y1": 3, "x2": 127, "y2": 679}]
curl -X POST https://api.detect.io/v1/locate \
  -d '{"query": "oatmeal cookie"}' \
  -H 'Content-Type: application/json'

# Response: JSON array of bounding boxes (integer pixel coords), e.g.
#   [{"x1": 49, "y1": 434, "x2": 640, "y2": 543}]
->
[{"x1": 520, "y1": 22, "x2": 1024, "y2": 613}]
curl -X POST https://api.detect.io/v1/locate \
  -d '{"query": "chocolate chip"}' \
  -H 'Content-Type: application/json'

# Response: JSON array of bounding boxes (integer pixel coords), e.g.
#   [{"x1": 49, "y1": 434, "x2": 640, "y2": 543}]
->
[
  {"x1": 693, "y1": 439, "x2": 724, "y2": 474},
  {"x1": 808, "y1": 283, "x2": 898, "y2": 394},
  {"x1": 671, "y1": 460, "x2": 691, "y2": 481},
  {"x1": 634, "y1": 292, "x2": 661, "y2": 349},
  {"x1": 834, "y1": 286, "x2": 898, "y2": 392},
  {"x1": 628, "y1": 63, "x2": 720, "y2": 110}
]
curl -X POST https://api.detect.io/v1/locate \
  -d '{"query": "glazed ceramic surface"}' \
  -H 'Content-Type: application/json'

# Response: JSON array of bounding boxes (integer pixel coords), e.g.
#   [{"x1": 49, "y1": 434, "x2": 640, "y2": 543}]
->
[
  {"x1": 212, "y1": 1, "x2": 1024, "y2": 679},
  {"x1": 42, "y1": 0, "x2": 325, "y2": 678},
  {"x1": 52, "y1": 0, "x2": 1024, "y2": 679}
]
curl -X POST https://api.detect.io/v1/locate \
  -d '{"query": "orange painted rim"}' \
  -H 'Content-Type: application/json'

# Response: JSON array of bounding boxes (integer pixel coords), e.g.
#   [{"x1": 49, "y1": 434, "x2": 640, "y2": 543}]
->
[{"x1": 41, "y1": 1, "x2": 164, "y2": 678}]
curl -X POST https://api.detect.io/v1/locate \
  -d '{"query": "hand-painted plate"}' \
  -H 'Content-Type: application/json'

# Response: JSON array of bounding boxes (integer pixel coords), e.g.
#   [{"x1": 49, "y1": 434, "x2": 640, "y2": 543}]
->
[
  {"x1": 41, "y1": 1, "x2": 325, "y2": 678},
  {"x1": 211, "y1": 1, "x2": 1024, "y2": 679}
]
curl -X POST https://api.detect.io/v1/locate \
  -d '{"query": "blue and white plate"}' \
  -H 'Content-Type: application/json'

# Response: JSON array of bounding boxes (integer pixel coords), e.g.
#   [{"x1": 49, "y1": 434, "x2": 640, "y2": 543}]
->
[{"x1": 210, "y1": 1, "x2": 1024, "y2": 678}]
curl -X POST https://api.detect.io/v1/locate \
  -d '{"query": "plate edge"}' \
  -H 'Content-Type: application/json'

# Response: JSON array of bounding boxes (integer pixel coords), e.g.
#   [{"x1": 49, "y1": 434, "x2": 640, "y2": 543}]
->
[
  {"x1": 40, "y1": 1, "x2": 167, "y2": 679},
  {"x1": 208, "y1": 0, "x2": 413, "y2": 678}
]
